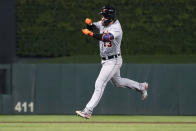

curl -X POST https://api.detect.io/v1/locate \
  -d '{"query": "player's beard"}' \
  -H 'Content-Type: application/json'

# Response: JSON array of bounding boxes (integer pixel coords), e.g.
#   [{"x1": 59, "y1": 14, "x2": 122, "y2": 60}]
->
[
  {"x1": 102, "y1": 19, "x2": 111, "y2": 26},
  {"x1": 101, "y1": 17, "x2": 109, "y2": 26},
  {"x1": 101, "y1": 16, "x2": 114, "y2": 26}
]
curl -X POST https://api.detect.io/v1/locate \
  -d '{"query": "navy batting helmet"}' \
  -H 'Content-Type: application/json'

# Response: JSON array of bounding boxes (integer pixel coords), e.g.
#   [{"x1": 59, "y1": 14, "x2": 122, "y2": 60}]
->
[{"x1": 100, "y1": 5, "x2": 116, "y2": 26}]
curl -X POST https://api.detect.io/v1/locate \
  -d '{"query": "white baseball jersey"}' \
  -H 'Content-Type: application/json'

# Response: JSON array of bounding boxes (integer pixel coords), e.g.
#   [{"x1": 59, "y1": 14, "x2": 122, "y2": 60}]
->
[{"x1": 93, "y1": 20, "x2": 123, "y2": 57}]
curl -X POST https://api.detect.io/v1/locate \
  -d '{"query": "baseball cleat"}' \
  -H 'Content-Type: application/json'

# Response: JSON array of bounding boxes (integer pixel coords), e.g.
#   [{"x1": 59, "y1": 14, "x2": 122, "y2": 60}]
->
[
  {"x1": 76, "y1": 110, "x2": 91, "y2": 119},
  {"x1": 141, "y1": 82, "x2": 148, "y2": 100}
]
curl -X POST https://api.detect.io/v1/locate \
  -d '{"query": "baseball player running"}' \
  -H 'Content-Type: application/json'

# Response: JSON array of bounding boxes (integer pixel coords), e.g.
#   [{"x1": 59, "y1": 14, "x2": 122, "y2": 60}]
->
[{"x1": 76, "y1": 5, "x2": 148, "y2": 119}]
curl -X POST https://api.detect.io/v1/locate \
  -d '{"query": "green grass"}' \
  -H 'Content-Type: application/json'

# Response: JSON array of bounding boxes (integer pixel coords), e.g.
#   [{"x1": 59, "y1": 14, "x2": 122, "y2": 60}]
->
[
  {"x1": 0, "y1": 115, "x2": 196, "y2": 131},
  {"x1": 17, "y1": 55, "x2": 196, "y2": 64}
]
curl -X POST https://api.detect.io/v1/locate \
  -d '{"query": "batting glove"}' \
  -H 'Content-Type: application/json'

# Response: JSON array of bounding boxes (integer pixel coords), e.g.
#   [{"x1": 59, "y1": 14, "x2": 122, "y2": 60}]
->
[
  {"x1": 82, "y1": 29, "x2": 93, "y2": 37},
  {"x1": 85, "y1": 18, "x2": 92, "y2": 25}
]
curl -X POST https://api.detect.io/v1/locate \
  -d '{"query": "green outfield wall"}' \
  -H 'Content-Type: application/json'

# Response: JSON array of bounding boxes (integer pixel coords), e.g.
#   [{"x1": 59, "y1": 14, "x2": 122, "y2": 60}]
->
[
  {"x1": 16, "y1": 0, "x2": 196, "y2": 57},
  {"x1": 0, "y1": 64, "x2": 196, "y2": 115}
]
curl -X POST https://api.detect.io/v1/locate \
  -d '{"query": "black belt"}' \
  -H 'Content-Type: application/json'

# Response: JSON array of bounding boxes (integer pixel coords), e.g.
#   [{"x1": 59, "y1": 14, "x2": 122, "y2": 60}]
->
[{"x1": 102, "y1": 54, "x2": 120, "y2": 60}]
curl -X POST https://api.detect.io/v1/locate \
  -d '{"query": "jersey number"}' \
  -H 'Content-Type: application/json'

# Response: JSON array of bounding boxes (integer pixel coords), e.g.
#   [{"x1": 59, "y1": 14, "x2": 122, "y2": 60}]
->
[{"x1": 104, "y1": 42, "x2": 112, "y2": 47}]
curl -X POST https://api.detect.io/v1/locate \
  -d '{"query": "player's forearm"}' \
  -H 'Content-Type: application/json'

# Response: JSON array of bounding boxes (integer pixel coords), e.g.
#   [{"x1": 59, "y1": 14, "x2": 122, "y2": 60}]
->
[
  {"x1": 82, "y1": 28, "x2": 114, "y2": 42},
  {"x1": 93, "y1": 33, "x2": 102, "y2": 40}
]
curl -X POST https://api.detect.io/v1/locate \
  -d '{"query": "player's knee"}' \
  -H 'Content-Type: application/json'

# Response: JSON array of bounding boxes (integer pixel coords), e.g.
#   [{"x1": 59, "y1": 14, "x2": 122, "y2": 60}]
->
[
  {"x1": 94, "y1": 83, "x2": 104, "y2": 94},
  {"x1": 112, "y1": 81, "x2": 120, "y2": 87},
  {"x1": 95, "y1": 79, "x2": 106, "y2": 90},
  {"x1": 112, "y1": 79, "x2": 123, "y2": 88}
]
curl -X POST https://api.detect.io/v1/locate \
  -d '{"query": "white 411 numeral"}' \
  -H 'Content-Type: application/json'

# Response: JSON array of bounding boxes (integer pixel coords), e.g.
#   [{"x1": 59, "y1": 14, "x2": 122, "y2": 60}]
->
[{"x1": 15, "y1": 102, "x2": 34, "y2": 113}]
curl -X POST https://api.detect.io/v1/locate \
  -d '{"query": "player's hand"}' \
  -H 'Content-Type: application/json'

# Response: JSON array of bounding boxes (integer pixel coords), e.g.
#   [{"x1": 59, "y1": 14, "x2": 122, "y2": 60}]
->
[
  {"x1": 85, "y1": 18, "x2": 92, "y2": 25},
  {"x1": 82, "y1": 29, "x2": 93, "y2": 37}
]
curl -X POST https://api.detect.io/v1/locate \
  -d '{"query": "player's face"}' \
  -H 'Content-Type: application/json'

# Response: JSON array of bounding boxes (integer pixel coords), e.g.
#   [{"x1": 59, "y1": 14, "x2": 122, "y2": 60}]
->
[{"x1": 101, "y1": 16, "x2": 108, "y2": 26}]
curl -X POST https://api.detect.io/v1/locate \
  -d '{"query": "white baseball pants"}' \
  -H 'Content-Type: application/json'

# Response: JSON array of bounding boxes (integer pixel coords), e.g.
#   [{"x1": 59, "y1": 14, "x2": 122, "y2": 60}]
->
[{"x1": 84, "y1": 56, "x2": 143, "y2": 114}]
